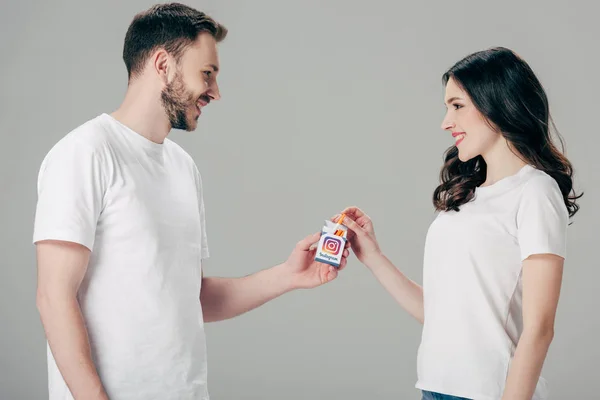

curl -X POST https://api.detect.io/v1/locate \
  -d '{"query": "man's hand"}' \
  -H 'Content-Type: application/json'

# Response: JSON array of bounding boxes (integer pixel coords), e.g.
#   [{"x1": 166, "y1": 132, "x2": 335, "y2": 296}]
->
[
  {"x1": 201, "y1": 230, "x2": 350, "y2": 323},
  {"x1": 282, "y1": 231, "x2": 350, "y2": 289}
]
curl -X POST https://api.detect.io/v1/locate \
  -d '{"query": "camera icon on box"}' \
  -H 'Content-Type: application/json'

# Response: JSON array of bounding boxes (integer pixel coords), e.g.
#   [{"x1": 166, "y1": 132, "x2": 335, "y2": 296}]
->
[
  {"x1": 322, "y1": 237, "x2": 342, "y2": 255},
  {"x1": 315, "y1": 219, "x2": 347, "y2": 268}
]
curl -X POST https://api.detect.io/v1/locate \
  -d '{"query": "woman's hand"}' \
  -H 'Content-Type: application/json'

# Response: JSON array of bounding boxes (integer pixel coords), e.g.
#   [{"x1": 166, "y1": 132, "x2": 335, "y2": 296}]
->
[{"x1": 334, "y1": 206, "x2": 382, "y2": 267}]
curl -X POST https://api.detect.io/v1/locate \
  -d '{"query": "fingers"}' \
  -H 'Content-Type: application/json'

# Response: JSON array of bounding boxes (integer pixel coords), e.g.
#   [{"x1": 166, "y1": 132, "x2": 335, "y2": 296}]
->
[
  {"x1": 340, "y1": 206, "x2": 367, "y2": 219},
  {"x1": 337, "y1": 250, "x2": 349, "y2": 271},
  {"x1": 297, "y1": 231, "x2": 321, "y2": 251},
  {"x1": 326, "y1": 265, "x2": 338, "y2": 282},
  {"x1": 333, "y1": 207, "x2": 372, "y2": 230},
  {"x1": 315, "y1": 262, "x2": 338, "y2": 284},
  {"x1": 316, "y1": 244, "x2": 350, "y2": 282},
  {"x1": 331, "y1": 212, "x2": 359, "y2": 228},
  {"x1": 340, "y1": 215, "x2": 365, "y2": 236},
  {"x1": 356, "y1": 215, "x2": 371, "y2": 226},
  {"x1": 356, "y1": 215, "x2": 374, "y2": 234},
  {"x1": 330, "y1": 211, "x2": 355, "y2": 223}
]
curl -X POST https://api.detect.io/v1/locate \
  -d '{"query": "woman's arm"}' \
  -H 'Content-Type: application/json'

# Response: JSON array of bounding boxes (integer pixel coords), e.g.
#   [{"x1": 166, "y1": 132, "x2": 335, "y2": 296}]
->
[
  {"x1": 501, "y1": 253, "x2": 564, "y2": 400},
  {"x1": 364, "y1": 252, "x2": 424, "y2": 323},
  {"x1": 337, "y1": 207, "x2": 424, "y2": 324}
]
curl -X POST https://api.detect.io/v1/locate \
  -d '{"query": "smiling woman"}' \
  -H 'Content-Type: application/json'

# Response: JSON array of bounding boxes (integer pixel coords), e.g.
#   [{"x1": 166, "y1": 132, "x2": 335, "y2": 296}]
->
[
  {"x1": 337, "y1": 46, "x2": 583, "y2": 400},
  {"x1": 434, "y1": 47, "x2": 582, "y2": 216}
]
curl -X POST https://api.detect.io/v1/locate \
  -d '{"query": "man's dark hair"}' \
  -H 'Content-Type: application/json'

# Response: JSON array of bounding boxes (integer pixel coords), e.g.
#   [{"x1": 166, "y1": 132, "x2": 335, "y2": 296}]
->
[{"x1": 123, "y1": 3, "x2": 227, "y2": 80}]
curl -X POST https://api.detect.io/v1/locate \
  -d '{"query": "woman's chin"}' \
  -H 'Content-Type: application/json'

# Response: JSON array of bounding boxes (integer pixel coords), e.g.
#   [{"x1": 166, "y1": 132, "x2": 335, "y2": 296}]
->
[{"x1": 457, "y1": 149, "x2": 475, "y2": 162}]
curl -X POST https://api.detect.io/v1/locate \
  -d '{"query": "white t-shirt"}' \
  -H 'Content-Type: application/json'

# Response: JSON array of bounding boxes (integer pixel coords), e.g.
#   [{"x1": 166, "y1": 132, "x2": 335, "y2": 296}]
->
[
  {"x1": 33, "y1": 113, "x2": 211, "y2": 400},
  {"x1": 415, "y1": 164, "x2": 568, "y2": 400}
]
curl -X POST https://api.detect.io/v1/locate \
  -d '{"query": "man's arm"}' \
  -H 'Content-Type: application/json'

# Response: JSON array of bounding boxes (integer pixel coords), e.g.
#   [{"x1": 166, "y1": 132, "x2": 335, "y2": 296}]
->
[
  {"x1": 501, "y1": 254, "x2": 563, "y2": 400},
  {"x1": 201, "y1": 264, "x2": 293, "y2": 322},
  {"x1": 36, "y1": 240, "x2": 109, "y2": 400},
  {"x1": 200, "y1": 232, "x2": 349, "y2": 323}
]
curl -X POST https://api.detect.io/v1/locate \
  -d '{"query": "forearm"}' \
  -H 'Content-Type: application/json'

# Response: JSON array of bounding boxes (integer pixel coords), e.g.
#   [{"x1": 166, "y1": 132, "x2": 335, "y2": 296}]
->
[
  {"x1": 37, "y1": 295, "x2": 108, "y2": 400},
  {"x1": 502, "y1": 329, "x2": 554, "y2": 400},
  {"x1": 365, "y1": 253, "x2": 424, "y2": 323},
  {"x1": 201, "y1": 263, "x2": 295, "y2": 322}
]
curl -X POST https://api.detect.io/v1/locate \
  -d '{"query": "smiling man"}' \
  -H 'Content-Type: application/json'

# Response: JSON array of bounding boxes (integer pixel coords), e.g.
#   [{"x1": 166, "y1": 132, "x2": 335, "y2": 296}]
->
[{"x1": 32, "y1": 3, "x2": 348, "y2": 400}]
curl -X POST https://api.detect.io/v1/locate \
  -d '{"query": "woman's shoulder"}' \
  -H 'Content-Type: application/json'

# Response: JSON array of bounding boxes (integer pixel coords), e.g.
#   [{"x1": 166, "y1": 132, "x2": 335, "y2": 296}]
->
[{"x1": 519, "y1": 167, "x2": 562, "y2": 198}]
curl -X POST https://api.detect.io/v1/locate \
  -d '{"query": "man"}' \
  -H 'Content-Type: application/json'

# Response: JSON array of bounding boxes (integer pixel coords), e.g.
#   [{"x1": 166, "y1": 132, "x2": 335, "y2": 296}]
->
[{"x1": 33, "y1": 3, "x2": 348, "y2": 399}]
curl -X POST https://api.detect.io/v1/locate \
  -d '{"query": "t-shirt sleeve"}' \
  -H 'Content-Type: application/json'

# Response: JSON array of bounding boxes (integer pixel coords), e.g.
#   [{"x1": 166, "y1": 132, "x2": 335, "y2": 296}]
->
[
  {"x1": 194, "y1": 165, "x2": 210, "y2": 259},
  {"x1": 199, "y1": 195, "x2": 210, "y2": 259},
  {"x1": 33, "y1": 138, "x2": 107, "y2": 251},
  {"x1": 516, "y1": 174, "x2": 569, "y2": 261}
]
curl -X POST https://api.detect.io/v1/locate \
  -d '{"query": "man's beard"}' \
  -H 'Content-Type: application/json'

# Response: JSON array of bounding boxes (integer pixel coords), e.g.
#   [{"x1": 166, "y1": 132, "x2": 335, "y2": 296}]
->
[{"x1": 161, "y1": 72, "x2": 197, "y2": 131}]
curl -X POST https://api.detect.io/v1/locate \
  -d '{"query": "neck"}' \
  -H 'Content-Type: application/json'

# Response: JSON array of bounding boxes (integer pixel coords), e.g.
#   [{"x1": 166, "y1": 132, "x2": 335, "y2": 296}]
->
[
  {"x1": 110, "y1": 80, "x2": 171, "y2": 144},
  {"x1": 481, "y1": 139, "x2": 528, "y2": 186}
]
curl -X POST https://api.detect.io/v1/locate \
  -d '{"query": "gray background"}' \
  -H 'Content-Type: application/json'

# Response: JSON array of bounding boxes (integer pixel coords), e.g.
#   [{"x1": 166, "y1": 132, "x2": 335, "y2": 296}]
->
[{"x1": 1, "y1": 0, "x2": 598, "y2": 399}]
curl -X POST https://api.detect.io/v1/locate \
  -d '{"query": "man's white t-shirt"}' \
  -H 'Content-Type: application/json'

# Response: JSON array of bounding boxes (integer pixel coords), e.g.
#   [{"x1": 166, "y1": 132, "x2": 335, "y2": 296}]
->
[
  {"x1": 33, "y1": 113, "x2": 211, "y2": 400},
  {"x1": 415, "y1": 164, "x2": 568, "y2": 400}
]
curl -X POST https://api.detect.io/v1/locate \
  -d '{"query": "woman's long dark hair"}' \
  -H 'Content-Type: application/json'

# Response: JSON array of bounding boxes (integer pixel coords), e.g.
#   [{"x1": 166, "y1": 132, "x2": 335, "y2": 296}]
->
[{"x1": 433, "y1": 47, "x2": 582, "y2": 218}]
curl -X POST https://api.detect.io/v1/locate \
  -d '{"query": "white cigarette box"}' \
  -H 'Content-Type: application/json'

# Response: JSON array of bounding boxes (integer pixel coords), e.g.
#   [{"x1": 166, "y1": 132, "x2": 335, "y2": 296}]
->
[{"x1": 314, "y1": 220, "x2": 347, "y2": 267}]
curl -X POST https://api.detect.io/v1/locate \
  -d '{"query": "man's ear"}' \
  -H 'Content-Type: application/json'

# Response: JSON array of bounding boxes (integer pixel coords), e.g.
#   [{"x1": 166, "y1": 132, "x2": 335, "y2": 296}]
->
[{"x1": 151, "y1": 48, "x2": 171, "y2": 84}]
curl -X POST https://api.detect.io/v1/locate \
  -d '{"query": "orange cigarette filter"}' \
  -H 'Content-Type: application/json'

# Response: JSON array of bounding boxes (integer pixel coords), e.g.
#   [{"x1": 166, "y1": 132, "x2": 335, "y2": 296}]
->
[{"x1": 334, "y1": 213, "x2": 347, "y2": 236}]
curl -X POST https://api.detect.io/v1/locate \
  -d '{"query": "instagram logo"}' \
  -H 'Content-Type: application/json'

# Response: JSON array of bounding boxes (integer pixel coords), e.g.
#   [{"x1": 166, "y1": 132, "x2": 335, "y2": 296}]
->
[{"x1": 322, "y1": 237, "x2": 342, "y2": 255}]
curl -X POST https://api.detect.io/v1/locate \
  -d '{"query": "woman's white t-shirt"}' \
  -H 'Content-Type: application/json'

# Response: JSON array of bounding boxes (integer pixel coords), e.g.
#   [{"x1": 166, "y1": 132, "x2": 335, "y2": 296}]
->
[{"x1": 415, "y1": 164, "x2": 569, "y2": 400}]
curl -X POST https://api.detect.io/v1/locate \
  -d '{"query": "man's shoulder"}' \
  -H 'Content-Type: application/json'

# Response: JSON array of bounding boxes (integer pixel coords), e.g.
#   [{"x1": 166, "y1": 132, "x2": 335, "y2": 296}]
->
[
  {"x1": 41, "y1": 114, "x2": 113, "y2": 166},
  {"x1": 65, "y1": 113, "x2": 113, "y2": 148}
]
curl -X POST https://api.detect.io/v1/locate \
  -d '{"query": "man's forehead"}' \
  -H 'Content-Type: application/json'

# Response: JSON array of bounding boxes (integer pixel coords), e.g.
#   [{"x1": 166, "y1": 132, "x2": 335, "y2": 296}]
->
[{"x1": 184, "y1": 35, "x2": 219, "y2": 66}]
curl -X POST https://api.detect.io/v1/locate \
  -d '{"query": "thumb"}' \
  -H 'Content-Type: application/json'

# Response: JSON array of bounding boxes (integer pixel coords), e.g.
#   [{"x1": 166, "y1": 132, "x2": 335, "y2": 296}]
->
[
  {"x1": 297, "y1": 231, "x2": 321, "y2": 251},
  {"x1": 325, "y1": 265, "x2": 338, "y2": 283},
  {"x1": 341, "y1": 216, "x2": 365, "y2": 236}
]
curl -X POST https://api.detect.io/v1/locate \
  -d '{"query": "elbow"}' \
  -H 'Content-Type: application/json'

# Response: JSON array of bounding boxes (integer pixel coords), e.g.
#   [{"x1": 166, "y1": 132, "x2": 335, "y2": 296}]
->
[
  {"x1": 199, "y1": 297, "x2": 213, "y2": 323},
  {"x1": 36, "y1": 288, "x2": 58, "y2": 321},
  {"x1": 36, "y1": 287, "x2": 50, "y2": 315},
  {"x1": 36, "y1": 286, "x2": 76, "y2": 317},
  {"x1": 523, "y1": 322, "x2": 555, "y2": 345},
  {"x1": 36, "y1": 289, "x2": 56, "y2": 325},
  {"x1": 202, "y1": 313, "x2": 217, "y2": 324},
  {"x1": 199, "y1": 278, "x2": 217, "y2": 323},
  {"x1": 537, "y1": 327, "x2": 554, "y2": 344},
  {"x1": 200, "y1": 303, "x2": 222, "y2": 324}
]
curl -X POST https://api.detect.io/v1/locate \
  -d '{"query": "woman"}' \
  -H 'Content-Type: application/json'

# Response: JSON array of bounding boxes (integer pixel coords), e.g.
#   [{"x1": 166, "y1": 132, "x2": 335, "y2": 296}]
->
[{"x1": 337, "y1": 47, "x2": 582, "y2": 400}]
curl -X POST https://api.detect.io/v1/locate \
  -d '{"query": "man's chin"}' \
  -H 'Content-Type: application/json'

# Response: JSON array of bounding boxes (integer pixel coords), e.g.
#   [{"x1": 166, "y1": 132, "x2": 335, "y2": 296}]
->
[{"x1": 184, "y1": 117, "x2": 199, "y2": 132}]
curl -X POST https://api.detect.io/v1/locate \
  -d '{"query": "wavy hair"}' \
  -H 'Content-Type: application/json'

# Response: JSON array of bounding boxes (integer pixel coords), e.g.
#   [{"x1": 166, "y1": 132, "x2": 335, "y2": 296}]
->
[{"x1": 433, "y1": 47, "x2": 582, "y2": 218}]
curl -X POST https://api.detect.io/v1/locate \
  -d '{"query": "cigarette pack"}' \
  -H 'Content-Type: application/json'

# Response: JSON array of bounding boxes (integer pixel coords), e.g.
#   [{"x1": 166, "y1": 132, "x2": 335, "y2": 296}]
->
[{"x1": 314, "y1": 219, "x2": 347, "y2": 268}]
